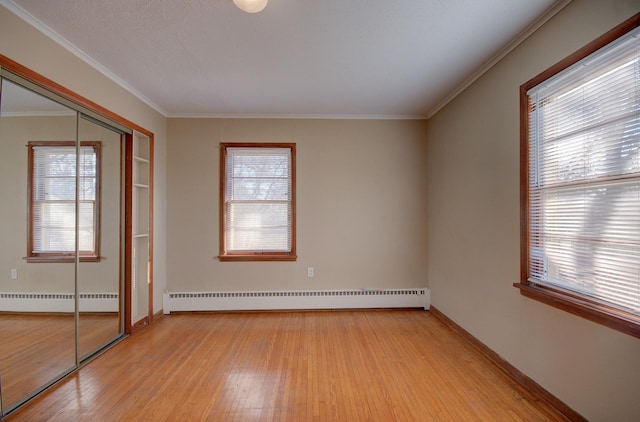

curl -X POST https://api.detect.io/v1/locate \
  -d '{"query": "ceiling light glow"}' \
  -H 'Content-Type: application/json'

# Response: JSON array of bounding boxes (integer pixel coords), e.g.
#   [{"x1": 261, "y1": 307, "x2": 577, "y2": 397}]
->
[{"x1": 233, "y1": 0, "x2": 268, "y2": 13}]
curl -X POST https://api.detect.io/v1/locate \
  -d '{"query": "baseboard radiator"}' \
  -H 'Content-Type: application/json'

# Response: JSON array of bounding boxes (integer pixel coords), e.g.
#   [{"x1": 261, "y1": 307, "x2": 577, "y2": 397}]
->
[
  {"x1": 164, "y1": 288, "x2": 430, "y2": 314},
  {"x1": 0, "y1": 293, "x2": 119, "y2": 313}
]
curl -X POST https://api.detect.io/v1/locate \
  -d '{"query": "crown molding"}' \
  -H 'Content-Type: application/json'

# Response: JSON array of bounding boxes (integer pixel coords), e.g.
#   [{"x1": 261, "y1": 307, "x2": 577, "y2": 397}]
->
[
  {"x1": 426, "y1": 0, "x2": 573, "y2": 119},
  {"x1": 166, "y1": 112, "x2": 427, "y2": 120},
  {"x1": 1, "y1": 0, "x2": 168, "y2": 116}
]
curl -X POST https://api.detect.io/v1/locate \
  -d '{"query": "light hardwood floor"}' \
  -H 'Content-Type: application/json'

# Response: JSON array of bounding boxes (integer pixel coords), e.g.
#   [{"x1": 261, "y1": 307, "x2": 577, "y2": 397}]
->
[
  {"x1": 0, "y1": 314, "x2": 120, "y2": 409},
  {"x1": 4, "y1": 310, "x2": 568, "y2": 421}
]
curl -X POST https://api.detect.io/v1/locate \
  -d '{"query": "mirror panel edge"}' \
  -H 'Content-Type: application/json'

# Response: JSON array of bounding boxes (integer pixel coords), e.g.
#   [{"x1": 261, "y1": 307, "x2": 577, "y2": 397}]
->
[{"x1": 0, "y1": 54, "x2": 155, "y2": 417}]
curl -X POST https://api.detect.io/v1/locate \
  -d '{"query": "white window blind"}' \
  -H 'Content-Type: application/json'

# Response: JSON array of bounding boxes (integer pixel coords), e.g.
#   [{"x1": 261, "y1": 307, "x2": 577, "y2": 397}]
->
[
  {"x1": 527, "y1": 27, "x2": 640, "y2": 316},
  {"x1": 224, "y1": 146, "x2": 292, "y2": 253},
  {"x1": 32, "y1": 145, "x2": 97, "y2": 254}
]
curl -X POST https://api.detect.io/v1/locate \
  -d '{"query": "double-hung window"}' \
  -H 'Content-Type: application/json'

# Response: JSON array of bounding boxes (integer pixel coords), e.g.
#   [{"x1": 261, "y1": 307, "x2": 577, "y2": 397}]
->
[
  {"x1": 518, "y1": 17, "x2": 640, "y2": 338},
  {"x1": 219, "y1": 143, "x2": 296, "y2": 261},
  {"x1": 27, "y1": 141, "x2": 101, "y2": 262}
]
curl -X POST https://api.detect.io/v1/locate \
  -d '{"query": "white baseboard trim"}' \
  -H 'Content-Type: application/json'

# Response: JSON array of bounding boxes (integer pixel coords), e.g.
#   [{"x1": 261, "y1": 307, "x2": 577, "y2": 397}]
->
[
  {"x1": 163, "y1": 288, "x2": 430, "y2": 314},
  {"x1": 0, "y1": 293, "x2": 119, "y2": 313}
]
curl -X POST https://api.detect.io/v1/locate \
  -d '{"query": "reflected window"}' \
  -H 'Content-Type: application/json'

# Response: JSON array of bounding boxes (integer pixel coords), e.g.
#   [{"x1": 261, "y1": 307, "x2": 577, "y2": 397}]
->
[{"x1": 27, "y1": 141, "x2": 101, "y2": 262}]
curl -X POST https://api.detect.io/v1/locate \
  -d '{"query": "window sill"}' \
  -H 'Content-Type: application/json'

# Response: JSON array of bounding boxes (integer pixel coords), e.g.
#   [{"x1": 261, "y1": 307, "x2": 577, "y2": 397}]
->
[
  {"x1": 25, "y1": 255, "x2": 101, "y2": 263},
  {"x1": 514, "y1": 282, "x2": 640, "y2": 339},
  {"x1": 219, "y1": 254, "x2": 297, "y2": 262}
]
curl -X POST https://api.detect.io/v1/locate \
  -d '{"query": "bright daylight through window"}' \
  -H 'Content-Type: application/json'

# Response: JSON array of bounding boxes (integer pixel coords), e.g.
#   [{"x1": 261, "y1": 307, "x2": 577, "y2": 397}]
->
[
  {"x1": 27, "y1": 141, "x2": 101, "y2": 262},
  {"x1": 519, "y1": 22, "x2": 640, "y2": 337},
  {"x1": 219, "y1": 143, "x2": 296, "y2": 261}
]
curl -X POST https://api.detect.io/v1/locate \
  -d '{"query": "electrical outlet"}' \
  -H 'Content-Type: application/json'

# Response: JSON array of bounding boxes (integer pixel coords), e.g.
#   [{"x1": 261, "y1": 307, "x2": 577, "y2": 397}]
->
[
  {"x1": 307, "y1": 267, "x2": 314, "y2": 278},
  {"x1": 10, "y1": 268, "x2": 17, "y2": 280}
]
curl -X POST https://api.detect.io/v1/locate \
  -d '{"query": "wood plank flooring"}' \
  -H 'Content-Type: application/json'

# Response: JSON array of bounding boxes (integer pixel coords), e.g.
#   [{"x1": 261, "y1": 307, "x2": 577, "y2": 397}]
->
[
  {"x1": 0, "y1": 313, "x2": 120, "y2": 409},
  {"x1": 4, "y1": 310, "x2": 568, "y2": 421}
]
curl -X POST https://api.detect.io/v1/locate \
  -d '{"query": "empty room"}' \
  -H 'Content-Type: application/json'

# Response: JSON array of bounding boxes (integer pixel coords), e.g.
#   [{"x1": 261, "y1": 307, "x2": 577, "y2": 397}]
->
[{"x1": 0, "y1": 0, "x2": 639, "y2": 421}]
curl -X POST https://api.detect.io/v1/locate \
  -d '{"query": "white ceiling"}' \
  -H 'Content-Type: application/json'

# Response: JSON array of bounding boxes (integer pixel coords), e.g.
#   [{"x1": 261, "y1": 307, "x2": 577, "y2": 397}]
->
[{"x1": 3, "y1": 0, "x2": 566, "y2": 119}]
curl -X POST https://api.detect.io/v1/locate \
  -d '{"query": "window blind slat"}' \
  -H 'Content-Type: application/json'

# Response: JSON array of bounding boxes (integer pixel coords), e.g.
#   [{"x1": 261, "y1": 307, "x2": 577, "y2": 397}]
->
[
  {"x1": 31, "y1": 145, "x2": 97, "y2": 254},
  {"x1": 527, "y1": 26, "x2": 640, "y2": 315},
  {"x1": 224, "y1": 146, "x2": 292, "y2": 253}
]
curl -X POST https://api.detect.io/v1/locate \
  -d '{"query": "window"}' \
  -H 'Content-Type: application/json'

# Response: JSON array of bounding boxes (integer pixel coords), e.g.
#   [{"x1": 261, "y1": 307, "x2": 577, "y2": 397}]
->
[
  {"x1": 219, "y1": 143, "x2": 296, "y2": 261},
  {"x1": 518, "y1": 16, "x2": 640, "y2": 338},
  {"x1": 27, "y1": 141, "x2": 101, "y2": 262}
]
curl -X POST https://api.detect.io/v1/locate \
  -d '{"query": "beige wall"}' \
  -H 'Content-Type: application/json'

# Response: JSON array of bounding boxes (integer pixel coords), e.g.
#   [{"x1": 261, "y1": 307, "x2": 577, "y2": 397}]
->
[
  {"x1": 167, "y1": 118, "x2": 428, "y2": 292},
  {"x1": 426, "y1": 1, "x2": 640, "y2": 420},
  {"x1": 4, "y1": 0, "x2": 640, "y2": 419},
  {"x1": 0, "y1": 5, "x2": 168, "y2": 313}
]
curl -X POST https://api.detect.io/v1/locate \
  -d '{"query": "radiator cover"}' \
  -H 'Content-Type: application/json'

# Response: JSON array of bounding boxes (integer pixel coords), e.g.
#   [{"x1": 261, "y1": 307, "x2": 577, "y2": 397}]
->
[{"x1": 164, "y1": 288, "x2": 430, "y2": 313}]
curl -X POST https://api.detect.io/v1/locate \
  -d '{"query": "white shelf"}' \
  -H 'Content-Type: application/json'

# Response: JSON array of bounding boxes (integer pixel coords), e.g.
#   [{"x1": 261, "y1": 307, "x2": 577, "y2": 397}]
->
[{"x1": 131, "y1": 130, "x2": 151, "y2": 327}]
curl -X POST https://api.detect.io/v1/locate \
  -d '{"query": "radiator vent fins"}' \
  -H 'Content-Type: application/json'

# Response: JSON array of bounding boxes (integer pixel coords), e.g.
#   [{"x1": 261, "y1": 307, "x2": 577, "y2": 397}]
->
[
  {"x1": 0, "y1": 293, "x2": 118, "y2": 299},
  {"x1": 170, "y1": 289, "x2": 425, "y2": 299}
]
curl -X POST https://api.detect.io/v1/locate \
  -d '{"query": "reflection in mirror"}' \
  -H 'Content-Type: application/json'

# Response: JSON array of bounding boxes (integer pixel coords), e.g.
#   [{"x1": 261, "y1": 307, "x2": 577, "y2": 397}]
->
[
  {"x1": 77, "y1": 116, "x2": 123, "y2": 359},
  {"x1": 0, "y1": 79, "x2": 77, "y2": 412}
]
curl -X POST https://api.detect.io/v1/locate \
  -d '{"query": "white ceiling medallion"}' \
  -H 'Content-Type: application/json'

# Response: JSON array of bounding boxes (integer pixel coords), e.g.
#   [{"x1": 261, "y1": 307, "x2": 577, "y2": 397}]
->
[{"x1": 233, "y1": 0, "x2": 268, "y2": 13}]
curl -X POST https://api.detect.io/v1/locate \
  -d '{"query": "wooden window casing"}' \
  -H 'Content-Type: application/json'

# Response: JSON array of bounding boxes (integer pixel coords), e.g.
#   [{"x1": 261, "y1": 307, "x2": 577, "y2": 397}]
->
[
  {"x1": 26, "y1": 141, "x2": 102, "y2": 263},
  {"x1": 219, "y1": 143, "x2": 296, "y2": 262},
  {"x1": 516, "y1": 13, "x2": 640, "y2": 339}
]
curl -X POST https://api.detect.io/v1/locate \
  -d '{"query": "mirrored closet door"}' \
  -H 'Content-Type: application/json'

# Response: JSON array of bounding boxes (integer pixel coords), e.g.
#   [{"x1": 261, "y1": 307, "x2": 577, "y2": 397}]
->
[
  {"x1": 77, "y1": 116, "x2": 124, "y2": 360},
  {"x1": 0, "y1": 58, "x2": 152, "y2": 417},
  {"x1": 0, "y1": 79, "x2": 79, "y2": 413}
]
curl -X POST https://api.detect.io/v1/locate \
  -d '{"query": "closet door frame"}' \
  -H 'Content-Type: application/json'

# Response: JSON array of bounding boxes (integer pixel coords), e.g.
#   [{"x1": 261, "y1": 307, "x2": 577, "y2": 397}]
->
[
  {"x1": 0, "y1": 51, "x2": 154, "y2": 378},
  {"x1": 125, "y1": 131, "x2": 154, "y2": 334}
]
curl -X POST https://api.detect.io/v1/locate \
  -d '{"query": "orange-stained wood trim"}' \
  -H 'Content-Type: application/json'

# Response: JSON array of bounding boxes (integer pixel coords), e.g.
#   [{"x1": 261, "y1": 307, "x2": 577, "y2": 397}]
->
[
  {"x1": 521, "y1": 12, "x2": 640, "y2": 93},
  {"x1": 152, "y1": 310, "x2": 164, "y2": 323},
  {"x1": 124, "y1": 134, "x2": 134, "y2": 335},
  {"x1": 290, "y1": 142, "x2": 297, "y2": 259},
  {"x1": 148, "y1": 133, "x2": 154, "y2": 322},
  {"x1": 218, "y1": 142, "x2": 226, "y2": 259},
  {"x1": 429, "y1": 306, "x2": 587, "y2": 422},
  {"x1": 218, "y1": 142, "x2": 297, "y2": 262},
  {"x1": 519, "y1": 83, "x2": 530, "y2": 287},
  {"x1": 118, "y1": 136, "x2": 125, "y2": 337},
  {"x1": 130, "y1": 316, "x2": 149, "y2": 334},
  {"x1": 25, "y1": 141, "x2": 102, "y2": 262},
  {"x1": 218, "y1": 254, "x2": 298, "y2": 262},
  {"x1": 514, "y1": 283, "x2": 640, "y2": 339},
  {"x1": 518, "y1": 12, "x2": 640, "y2": 339},
  {"x1": 94, "y1": 141, "x2": 103, "y2": 267},
  {"x1": 0, "y1": 54, "x2": 153, "y2": 139}
]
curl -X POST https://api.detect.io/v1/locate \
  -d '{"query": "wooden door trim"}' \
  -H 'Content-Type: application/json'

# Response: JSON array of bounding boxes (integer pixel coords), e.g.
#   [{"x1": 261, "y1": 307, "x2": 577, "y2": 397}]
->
[{"x1": 0, "y1": 54, "x2": 154, "y2": 336}]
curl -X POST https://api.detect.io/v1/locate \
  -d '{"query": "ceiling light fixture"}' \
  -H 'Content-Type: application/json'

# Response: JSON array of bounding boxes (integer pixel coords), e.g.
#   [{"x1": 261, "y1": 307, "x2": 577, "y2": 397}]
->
[{"x1": 233, "y1": 0, "x2": 268, "y2": 13}]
